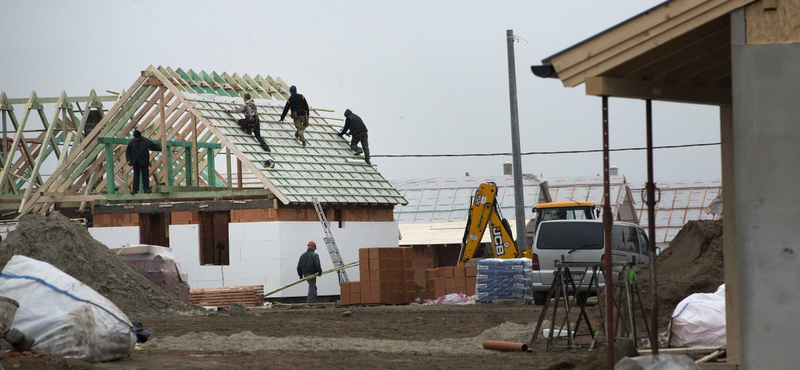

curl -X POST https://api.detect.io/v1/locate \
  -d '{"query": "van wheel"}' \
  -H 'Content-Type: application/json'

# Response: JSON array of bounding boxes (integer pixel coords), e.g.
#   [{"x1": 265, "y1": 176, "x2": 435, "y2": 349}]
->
[{"x1": 533, "y1": 292, "x2": 547, "y2": 305}]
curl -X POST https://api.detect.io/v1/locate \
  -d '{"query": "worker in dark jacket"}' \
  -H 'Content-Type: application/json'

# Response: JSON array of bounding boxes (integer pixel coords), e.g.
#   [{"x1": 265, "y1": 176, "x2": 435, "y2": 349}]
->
[
  {"x1": 125, "y1": 130, "x2": 161, "y2": 194},
  {"x1": 338, "y1": 109, "x2": 370, "y2": 165},
  {"x1": 297, "y1": 241, "x2": 323, "y2": 303},
  {"x1": 226, "y1": 93, "x2": 270, "y2": 152},
  {"x1": 279, "y1": 85, "x2": 310, "y2": 147}
]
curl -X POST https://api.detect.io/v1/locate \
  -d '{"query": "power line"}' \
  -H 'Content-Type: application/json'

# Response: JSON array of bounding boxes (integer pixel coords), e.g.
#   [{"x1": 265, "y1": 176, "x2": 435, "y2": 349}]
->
[{"x1": 372, "y1": 142, "x2": 720, "y2": 158}]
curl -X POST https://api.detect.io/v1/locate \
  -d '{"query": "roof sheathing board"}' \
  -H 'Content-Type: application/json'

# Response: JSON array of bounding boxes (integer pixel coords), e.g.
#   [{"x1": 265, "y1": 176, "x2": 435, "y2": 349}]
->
[{"x1": 169, "y1": 66, "x2": 405, "y2": 206}]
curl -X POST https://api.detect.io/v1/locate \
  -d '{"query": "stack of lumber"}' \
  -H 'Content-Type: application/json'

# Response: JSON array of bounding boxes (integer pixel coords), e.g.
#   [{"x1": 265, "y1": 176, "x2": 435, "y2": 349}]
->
[
  {"x1": 421, "y1": 265, "x2": 477, "y2": 301},
  {"x1": 340, "y1": 247, "x2": 414, "y2": 306},
  {"x1": 189, "y1": 285, "x2": 264, "y2": 308}
]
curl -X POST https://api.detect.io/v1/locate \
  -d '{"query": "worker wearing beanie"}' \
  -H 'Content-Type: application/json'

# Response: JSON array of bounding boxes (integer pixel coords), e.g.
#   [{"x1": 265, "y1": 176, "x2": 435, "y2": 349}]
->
[
  {"x1": 338, "y1": 109, "x2": 371, "y2": 165},
  {"x1": 125, "y1": 129, "x2": 161, "y2": 194},
  {"x1": 279, "y1": 85, "x2": 311, "y2": 147},
  {"x1": 296, "y1": 241, "x2": 323, "y2": 303}
]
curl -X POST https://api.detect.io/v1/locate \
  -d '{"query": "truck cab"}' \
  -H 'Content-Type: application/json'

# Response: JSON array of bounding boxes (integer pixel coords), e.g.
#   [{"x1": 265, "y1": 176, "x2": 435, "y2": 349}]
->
[{"x1": 531, "y1": 201, "x2": 598, "y2": 236}]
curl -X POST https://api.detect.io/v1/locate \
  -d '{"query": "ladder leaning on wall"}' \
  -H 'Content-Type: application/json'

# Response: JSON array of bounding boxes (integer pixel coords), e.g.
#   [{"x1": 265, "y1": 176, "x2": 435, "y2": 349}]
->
[{"x1": 312, "y1": 197, "x2": 349, "y2": 283}]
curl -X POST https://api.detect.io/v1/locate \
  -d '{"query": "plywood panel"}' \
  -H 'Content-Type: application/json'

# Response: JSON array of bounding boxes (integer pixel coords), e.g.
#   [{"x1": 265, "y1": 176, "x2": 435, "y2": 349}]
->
[{"x1": 746, "y1": 1, "x2": 800, "y2": 44}]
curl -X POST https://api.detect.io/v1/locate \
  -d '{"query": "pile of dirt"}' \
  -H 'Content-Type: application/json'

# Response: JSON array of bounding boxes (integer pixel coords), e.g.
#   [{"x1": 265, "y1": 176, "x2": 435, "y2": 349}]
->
[
  {"x1": 0, "y1": 212, "x2": 198, "y2": 317},
  {"x1": 636, "y1": 219, "x2": 725, "y2": 333}
]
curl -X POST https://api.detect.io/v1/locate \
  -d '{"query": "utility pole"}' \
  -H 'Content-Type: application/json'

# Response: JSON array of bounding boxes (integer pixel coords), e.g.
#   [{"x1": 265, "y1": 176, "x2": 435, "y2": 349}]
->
[{"x1": 506, "y1": 29, "x2": 527, "y2": 251}]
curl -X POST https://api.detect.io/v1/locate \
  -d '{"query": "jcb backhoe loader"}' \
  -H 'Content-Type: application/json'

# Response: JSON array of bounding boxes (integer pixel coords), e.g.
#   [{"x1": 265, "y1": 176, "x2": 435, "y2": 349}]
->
[{"x1": 456, "y1": 182, "x2": 526, "y2": 266}]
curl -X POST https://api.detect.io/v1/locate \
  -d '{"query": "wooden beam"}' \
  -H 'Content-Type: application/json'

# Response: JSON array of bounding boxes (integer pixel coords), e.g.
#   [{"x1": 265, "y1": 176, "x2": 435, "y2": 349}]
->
[
  {"x1": 585, "y1": 77, "x2": 731, "y2": 106},
  {"x1": 93, "y1": 196, "x2": 276, "y2": 214}
]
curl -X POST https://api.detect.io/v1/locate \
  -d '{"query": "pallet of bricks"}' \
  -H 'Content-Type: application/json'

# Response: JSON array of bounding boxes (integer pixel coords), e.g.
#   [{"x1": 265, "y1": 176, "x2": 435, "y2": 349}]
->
[
  {"x1": 339, "y1": 247, "x2": 415, "y2": 306},
  {"x1": 189, "y1": 285, "x2": 265, "y2": 308},
  {"x1": 420, "y1": 265, "x2": 478, "y2": 301}
]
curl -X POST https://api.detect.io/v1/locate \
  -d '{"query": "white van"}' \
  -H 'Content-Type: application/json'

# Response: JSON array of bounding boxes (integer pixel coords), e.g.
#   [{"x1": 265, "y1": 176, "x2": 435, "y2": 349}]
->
[{"x1": 530, "y1": 219, "x2": 653, "y2": 305}]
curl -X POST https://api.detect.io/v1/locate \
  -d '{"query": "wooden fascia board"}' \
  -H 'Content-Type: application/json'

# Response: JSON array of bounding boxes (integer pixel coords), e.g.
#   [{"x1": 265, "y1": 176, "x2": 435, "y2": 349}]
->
[
  {"x1": 585, "y1": 76, "x2": 731, "y2": 106},
  {"x1": 146, "y1": 66, "x2": 291, "y2": 205},
  {"x1": 552, "y1": 0, "x2": 755, "y2": 88}
]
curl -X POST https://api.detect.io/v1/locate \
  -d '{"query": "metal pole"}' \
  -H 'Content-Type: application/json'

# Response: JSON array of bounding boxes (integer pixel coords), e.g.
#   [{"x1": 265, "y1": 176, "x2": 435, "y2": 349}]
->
[
  {"x1": 506, "y1": 29, "x2": 527, "y2": 252},
  {"x1": 602, "y1": 96, "x2": 615, "y2": 370},
  {"x1": 645, "y1": 99, "x2": 659, "y2": 354}
]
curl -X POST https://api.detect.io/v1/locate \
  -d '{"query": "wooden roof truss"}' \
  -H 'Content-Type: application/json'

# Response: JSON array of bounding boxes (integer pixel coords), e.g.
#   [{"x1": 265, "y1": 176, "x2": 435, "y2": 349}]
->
[
  {"x1": 16, "y1": 65, "x2": 406, "y2": 216},
  {"x1": 0, "y1": 90, "x2": 116, "y2": 211}
]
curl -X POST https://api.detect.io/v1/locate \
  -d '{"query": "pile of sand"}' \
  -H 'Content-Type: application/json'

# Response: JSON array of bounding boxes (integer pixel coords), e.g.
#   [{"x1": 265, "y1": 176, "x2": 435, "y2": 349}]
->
[
  {"x1": 0, "y1": 212, "x2": 198, "y2": 317},
  {"x1": 636, "y1": 219, "x2": 725, "y2": 333}
]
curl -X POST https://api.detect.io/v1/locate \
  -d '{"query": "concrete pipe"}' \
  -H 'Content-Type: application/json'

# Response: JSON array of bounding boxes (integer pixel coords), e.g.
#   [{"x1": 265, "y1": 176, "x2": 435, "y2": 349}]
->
[{"x1": 482, "y1": 340, "x2": 528, "y2": 352}]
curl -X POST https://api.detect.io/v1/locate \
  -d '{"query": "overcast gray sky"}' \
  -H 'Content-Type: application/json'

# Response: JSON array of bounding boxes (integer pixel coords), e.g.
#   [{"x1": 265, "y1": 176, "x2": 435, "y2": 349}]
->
[{"x1": 0, "y1": 0, "x2": 721, "y2": 185}]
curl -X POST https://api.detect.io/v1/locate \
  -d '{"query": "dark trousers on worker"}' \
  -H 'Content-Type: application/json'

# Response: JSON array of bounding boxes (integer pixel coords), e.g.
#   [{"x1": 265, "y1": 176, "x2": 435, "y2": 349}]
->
[
  {"x1": 132, "y1": 164, "x2": 150, "y2": 194},
  {"x1": 238, "y1": 118, "x2": 270, "y2": 152},
  {"x1": 303, "y1": 274, "x2": 318, "y2": 303},
  {"x1": 350, "y1": 132, "x2": 370, "y2": 164}
]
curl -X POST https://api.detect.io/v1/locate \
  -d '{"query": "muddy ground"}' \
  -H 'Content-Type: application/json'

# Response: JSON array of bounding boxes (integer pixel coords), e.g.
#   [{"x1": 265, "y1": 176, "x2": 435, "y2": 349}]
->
[
  {"x1": 2, "y1": 304, "x2": 572, "y2": 369},
  {"x1": 2, "y1": 304, "x2": 733, "y2": 370}
]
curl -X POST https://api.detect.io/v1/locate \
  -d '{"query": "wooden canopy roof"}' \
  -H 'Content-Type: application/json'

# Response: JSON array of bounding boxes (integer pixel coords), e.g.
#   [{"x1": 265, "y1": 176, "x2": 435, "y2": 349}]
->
[{"x1": 533, "y1": 0, "x2": 758, "y2": 106}]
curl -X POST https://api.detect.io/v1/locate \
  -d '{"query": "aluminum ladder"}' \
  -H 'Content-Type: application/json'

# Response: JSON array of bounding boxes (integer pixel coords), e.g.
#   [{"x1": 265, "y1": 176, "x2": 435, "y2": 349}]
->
[{"x1": 312, "y1": 197, "x2": 349, "y2": 283}]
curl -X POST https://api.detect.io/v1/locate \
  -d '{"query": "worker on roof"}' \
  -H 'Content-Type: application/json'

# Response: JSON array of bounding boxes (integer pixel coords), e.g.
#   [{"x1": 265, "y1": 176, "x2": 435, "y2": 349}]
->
[
  {"x1": 226, "y1": 93, "x2": 270, "y2": 152},
  {"x1": 338, "y1": 109, "x2": 371, "y2": 165},
  {"x1": 125, "y1": 130, "x2": 161, "y2": 195},
  {"x1": 297, "y1": 241, "x2": 323, "y2": 303},
  {"x1": 279, "y1": 85, "x2": 310, "y2": 147}
]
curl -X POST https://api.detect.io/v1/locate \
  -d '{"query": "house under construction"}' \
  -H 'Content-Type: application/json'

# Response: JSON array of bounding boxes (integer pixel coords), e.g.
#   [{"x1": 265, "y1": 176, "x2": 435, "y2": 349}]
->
[{"x1": 0, "y1": 65, "x2": 407, "y2": 298}]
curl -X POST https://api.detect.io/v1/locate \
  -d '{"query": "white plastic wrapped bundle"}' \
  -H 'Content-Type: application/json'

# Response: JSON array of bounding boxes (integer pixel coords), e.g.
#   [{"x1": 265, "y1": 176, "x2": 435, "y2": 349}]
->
[
  {"x1": 476, "y1": 258, "x2": 532, "y2": 303},
  {"x1": 0, "y1": 255, "x2": 135, "y2": 362},
  {"x1": 669, "y1": 284, "x2": 726, "y2": 348}
]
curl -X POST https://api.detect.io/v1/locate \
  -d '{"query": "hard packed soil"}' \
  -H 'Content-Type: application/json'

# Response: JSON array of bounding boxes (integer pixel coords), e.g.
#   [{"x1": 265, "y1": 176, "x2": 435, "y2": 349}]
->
[{"x1": 0, "y1": 214, "x2": 730, "y2": 369}]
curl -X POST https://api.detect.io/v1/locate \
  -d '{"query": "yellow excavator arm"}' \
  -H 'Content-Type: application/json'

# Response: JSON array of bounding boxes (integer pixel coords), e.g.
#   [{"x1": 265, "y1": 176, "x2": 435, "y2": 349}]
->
[{"x1": 457, "y1": 182, "x2": 520, "y2": 266}]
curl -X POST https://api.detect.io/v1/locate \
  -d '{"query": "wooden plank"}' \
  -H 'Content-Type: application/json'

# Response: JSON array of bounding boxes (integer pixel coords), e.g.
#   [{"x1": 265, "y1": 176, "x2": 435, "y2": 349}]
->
[{"x1": 585, "y1": 76, "x2": 731, "y2": 106}]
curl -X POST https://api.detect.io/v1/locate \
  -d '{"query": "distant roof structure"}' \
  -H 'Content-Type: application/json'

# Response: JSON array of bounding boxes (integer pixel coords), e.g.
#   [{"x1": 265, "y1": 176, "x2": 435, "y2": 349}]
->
[
  {"x1": 393, "y1": 174, "x2": 720, "y2": 247},
  {"x1": 19, "y1": 65, "x2": 405, "y2": 214},
  {"x1": 630, "y1": 179, "x2": 721, "y2": 244},
  {"x1": 543, "y1": 175, "x2": 634, "y2": 219},
  {"x1": 391, "y1": 175, "x2": 543, "y2": 223}
]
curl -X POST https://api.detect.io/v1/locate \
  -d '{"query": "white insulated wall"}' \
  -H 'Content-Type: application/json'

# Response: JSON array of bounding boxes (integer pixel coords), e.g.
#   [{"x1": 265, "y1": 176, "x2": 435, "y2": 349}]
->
[
  {"x1": 88, "y1": 226, "x2": 140, "y2": 248},
  {"x1": 163, "y1": 221, "x2": 399, "y2": 298}
]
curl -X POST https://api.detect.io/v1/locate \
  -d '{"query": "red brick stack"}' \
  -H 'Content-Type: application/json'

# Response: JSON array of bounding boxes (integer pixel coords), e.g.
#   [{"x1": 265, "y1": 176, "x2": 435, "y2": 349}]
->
[
  {"x1": 420, "y1": 265, "x2": 478, "y2": 301},
  {"x1": 339, "y1": 247, "x2": 415, "y2": 306}
]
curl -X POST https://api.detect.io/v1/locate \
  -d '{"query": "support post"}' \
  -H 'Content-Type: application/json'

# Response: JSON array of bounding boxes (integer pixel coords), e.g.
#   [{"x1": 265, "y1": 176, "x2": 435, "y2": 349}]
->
[
  {"x1": 192, "y1": 114, "x2": 200, "y2": 186},
  {"x1": 602, "y1": 96, "x2": 614, "y2": 370},
  {"x1": 104, "y1": 142, "x2": 115, "y2": 195},
  {"x1": 506, "y1": 29, "x2": 527, "y2": 251},
  {"x1": 226, "y1": 146, "x2": 232, "y2": 190},
  {"x1": 184, "y1": 149, "x2": 193, "y2": 186},
  {"x1": 645, "y1": 99, "x2": 658, "y2": 354},
  {"x1": 207, "y1": 149, "x2": 215, "y2": 187},
  {"x1": 159, "y1": 86, "x2": 168, "y2": 186}
]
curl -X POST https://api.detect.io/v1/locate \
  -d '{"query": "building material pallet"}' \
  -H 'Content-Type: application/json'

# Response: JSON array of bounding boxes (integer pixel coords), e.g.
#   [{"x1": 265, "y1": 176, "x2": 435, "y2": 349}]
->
[{"x1": 189, "y1": 285, "x2": 264, "y2": 308}]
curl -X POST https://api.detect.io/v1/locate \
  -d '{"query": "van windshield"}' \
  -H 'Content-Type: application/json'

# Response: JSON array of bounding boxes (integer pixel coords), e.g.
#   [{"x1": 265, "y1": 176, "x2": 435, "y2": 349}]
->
[{"x1": 536, "y1": 222, "x2": 640, "y2": 251}]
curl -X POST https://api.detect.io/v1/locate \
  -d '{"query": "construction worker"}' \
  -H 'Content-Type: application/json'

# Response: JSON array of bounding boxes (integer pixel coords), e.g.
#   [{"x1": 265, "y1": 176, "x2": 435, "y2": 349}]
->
[
  {"x1": 279, "y1": 85, "x2": 310, "y2": 147},
  {"x1": 226, "y1": 93, "x2": 270, "y2": 152},
  {"x1": 296, "y1": 241, "x2": 323, "y2": 303},
  {"x1": 338, "y1": 109, "x2": 370, "y2": 165},
  {"x1": 125, "y1": 130, "x2": 161, "y2": 194}
]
